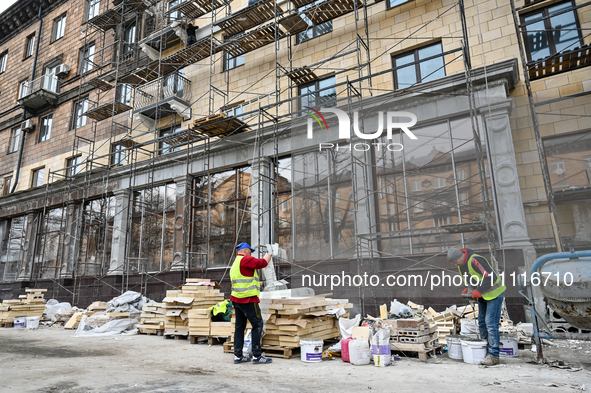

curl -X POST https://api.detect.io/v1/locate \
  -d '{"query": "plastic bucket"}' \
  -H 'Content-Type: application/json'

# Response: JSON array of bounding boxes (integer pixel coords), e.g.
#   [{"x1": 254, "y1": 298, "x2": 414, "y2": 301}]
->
[
  {"x1": 300, "y1": 338, "x2": 323, "y2": 363},
  {"x1": 461, "y1": 339, "x2": 487, "y2": 364},
  {"x1": 13, "y1": 317, "x2": 26, "y2": 328},
  {"x1": 460, "y1": 319, "x2": 479, "y2": 336},
  {"x1": 447, "y1": 335, "x2": 464, "y2": 360},
  {"x1": 26, "y1": 316, "x2": 40, "y2": 329},
  {"x1": 499, "y1": 334, "x2": 518, "y2": 357}
]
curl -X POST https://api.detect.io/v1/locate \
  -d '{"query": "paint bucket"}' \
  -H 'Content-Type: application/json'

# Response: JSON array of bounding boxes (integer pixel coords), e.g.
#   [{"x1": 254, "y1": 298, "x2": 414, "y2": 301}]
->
[
  {"x1": 499, "y1": 334, "x2": 518, "y2": 357},
  {"x1": 460, "y1": 319, "x2": 479, "y2": 337},
  {"x1": 26, "y1": 316, "x2": 40, "y2": 329},
  {"x1": 300, "y1": 338, "x2": 323, "y2": 362},
  {"x1": 13, "y1": 317, "x2": 26, "y2": 328},
  {"x1": 446, "y1": 335, "x2": 465, "y2": 360},
  {"x1": 461, "y1": 339, "x2": 487, "y2": 364}
]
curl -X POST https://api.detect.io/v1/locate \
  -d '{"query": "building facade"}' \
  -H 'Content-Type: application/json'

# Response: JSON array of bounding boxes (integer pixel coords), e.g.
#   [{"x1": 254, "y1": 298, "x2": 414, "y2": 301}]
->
[{"x1": 0, "y1": 0, "x2": 589, "y2": 321}]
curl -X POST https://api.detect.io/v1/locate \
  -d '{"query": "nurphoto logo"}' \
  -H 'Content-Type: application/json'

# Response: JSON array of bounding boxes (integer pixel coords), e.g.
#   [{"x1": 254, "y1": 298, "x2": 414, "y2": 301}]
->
[{"x1": 305, "y1": 107, "x2": 418, "y2": 151}]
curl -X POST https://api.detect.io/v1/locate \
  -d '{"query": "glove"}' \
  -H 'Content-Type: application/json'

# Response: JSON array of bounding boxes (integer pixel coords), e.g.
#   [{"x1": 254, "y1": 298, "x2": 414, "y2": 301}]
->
[
  {"x1": 266, "y1": 243, "x2": 279, "y2": 256},
  {"x1": 469, "y1": 290, "x2": 482, "y2": 299},
  {"x1": 461, "y1": 288, "x2": 468, "y2": 295},
  {"x1": 265, "y1": 244, "x2": 273, "y2": 255}
]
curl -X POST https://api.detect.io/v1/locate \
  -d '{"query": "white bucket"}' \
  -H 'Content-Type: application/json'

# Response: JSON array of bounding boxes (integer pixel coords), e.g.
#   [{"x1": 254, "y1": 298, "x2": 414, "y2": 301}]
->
[
  {"x1": 446, "y1": 335, "x2": 464, "y2": 360},
  {"x1": 26, "y1": 316, "x2": 40, "y2": 329},
  {"x1": 460, "y1": 319, "x2": 479, "y2": 336},
  {"x1": 499, "y1": 334, "x2": 518, "y2": 357},
  {"x1": 300, "y1": 338, "x2": 323, "y2": 363},
  {"x1": 13, "y1": 317, "x2": 26, "y2": 328},
  {"x1": 461, "y1": 339, "x2": 487, "y2": 364}
]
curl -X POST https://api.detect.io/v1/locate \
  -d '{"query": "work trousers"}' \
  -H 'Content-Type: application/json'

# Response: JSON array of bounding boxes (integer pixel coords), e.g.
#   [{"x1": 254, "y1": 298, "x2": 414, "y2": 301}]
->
[
  {"x1": 233, "y1": 302, "x2": 264, "y2": 358},
  {"x1": 477, "y1": 294, "x2": 504, "y2": 358}
]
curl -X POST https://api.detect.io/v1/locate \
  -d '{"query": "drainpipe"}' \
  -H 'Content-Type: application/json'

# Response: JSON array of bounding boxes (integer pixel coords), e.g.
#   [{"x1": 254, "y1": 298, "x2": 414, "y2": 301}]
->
[{"x1": 10, "y1": 5, "x2": 43, "y2": 194}]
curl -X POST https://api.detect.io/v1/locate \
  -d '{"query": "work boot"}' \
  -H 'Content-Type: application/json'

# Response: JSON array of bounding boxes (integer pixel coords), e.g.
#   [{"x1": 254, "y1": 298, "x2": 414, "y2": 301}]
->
[{"x1": 480, "y1": 355, "x2": 499, "y2": 366}]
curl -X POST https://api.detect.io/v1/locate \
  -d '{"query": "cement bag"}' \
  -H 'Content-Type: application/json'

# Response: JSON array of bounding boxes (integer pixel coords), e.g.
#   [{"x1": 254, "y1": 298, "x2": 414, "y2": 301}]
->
[
  {"x1": 329, "y1": 314, "x2": 362, "y2": 353},
  {"x1": 371, "y1": 328, "x2": 391, "y2": 367},
  {"x1": 44, "y1": 299, "x2": 72, "y2": 323},
  {"x1": 243, "y1": 329, "x2": 252, "y2": 357}
]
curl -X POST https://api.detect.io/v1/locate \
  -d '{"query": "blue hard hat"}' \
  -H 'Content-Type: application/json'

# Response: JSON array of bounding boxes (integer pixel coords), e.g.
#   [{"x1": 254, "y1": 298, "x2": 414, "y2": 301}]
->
[{"x1": 236, "y1": 242, "x2": 255, "y2": 252}]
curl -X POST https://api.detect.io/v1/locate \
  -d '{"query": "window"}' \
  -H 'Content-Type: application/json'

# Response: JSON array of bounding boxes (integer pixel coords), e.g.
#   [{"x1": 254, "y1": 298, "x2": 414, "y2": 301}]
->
[
  {"x1": 79, "y1": 44, "x2": 95, "y2": 74},
  {"x1": 25, "y1": 34, "x2": 35, "y2": 58},
  {"x1": 459, "y1": 192, "x2": 469, "y2": 206},
  {"x1": 223, "y1": 94, "x2": 271, "y2": 119},
  {"x1": 413, "y1": 201, "x2": 424, "y2": 213},
  {"x1": 224, "y1": 53, "x2": 244, "y2": 71},
  {"x1": 299, "y1": 76, "x2": 336, "y2": 110},
  {"x1": 584, "y1": 156, "x2": 591, "y2": 183},
  {"x1": 0, "y1": 51, "x2": 7, "y2": 73},
  {"x1": 123, "y1": 23, "x2": 136, "y2": 54},
  {"x1": 111, "y1": 144, "x2": 126, "y2": 166},
  {"x1": 52, "y1": 14, "x2": 67, "y2": 42},
  {"x1": 9, "y1": 127, "x2": 21, "y2": 153},
  {"x1": 387, "y1": 0, "x2": 411, "y2": 9},
  {"x1": 38, "y1": 113, "x2": 53, "y2": 142},
  {"x1": 457, "y1": 169, "x2": 466, "y2": 181},
  {"x1": 2, "y1": 176, "x2": 12, "y2": 196},
  {"x1": 160, "y1": 124, "x2": 182, "y2": 154},
  {"x1": 434, "y1": 177, "x2": 446, "y2": 189},
  {"x1": 522, "y1": 1, "x2": 582, "y2": 61},
  {"x1": 116, "y1": 84, "x2": 132, "y2": 105},
  {"x1": 411, "y1": 180, "x2": 421, "y2": 192},
  {"x1": 167, "y1": 0, "x2": 185, "y2": 22},
  {"x1": 87, "y1": 0, "x2": 100, "y2": 21},
  {"x1": 297, "y1": 1, "x2": 333, "y2": 43},
  {"x1": 550, "y1": 159, "x2": 566, "y2": 175},
  {"x1": 433, "y1": 216, "x2": 450, "y2": 227},
  {"x1": 18, "y1": 80, "x2": 28, "y2": 99},
  {"x1": 392, "y1": 42, "x2": 446, "y2": 89},
  {"x1": 72, "y1": 97, "x2": 89, "y2": 129},
  {"x1": 66, "y1": 156, "x2": 82, "y2": 177},
  {"x1": 31, "y1": 167, "x2": 45, "y2": 188}
]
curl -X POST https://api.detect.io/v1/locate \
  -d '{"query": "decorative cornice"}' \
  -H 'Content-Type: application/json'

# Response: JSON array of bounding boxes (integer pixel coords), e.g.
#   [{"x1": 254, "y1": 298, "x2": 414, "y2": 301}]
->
[{"x1": 0, "y1": 0, "x2": 68, "y2": 47}]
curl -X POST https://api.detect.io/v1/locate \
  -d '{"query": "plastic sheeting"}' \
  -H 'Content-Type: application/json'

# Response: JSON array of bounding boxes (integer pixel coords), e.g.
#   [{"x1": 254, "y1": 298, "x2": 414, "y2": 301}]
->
[{"x1": 44, "y1": 299, "x2": 73, "y2": 323}]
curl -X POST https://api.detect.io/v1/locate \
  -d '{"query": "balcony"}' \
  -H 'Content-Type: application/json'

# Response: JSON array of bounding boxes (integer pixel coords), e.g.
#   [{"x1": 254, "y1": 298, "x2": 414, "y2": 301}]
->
[
  {"x1": 133, "y1": 71, "x2": 192, "y2": 120},
  {"x1": 18, "y1": 75, "x2": 59, "y2": 112}
]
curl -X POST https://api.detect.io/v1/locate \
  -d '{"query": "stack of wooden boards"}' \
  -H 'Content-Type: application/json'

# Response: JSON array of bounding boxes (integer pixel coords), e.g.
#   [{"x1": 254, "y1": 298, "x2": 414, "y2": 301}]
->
[
  {"x1": 161, "y1": 278, "x2": 225, "y2": 337},
  {"x1": 138, "y1": 303, "x2": 166, "y2": 335},
  {"x1": 384, "y1": 317, "x2": 440, "y2": 361},
  {"x1": 64, "y1": 302, "x2": 108, "y2": 329},
  {"x1": 0, "y1": 288, "x2": 47, "y2": 327},
  {"x1": 224, "y1": 296, "x2": 352, "y2": 358}
]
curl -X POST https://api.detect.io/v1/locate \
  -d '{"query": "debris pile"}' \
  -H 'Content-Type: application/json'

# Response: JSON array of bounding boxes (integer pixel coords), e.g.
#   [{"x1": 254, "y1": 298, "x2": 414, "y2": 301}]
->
[
  {"x1": 64, "y1": 302, "x2": 108, "y2": 329},
  {"x1": 138, "y1": 302, "x2": 166, "y2": 334},
  {"x1": 0, "y1": 288, "x2": 47, "y2": 327}
]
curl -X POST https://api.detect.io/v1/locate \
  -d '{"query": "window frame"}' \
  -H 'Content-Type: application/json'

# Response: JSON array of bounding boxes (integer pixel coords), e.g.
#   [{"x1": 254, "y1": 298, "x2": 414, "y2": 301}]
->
[
  {"x1": 86, "y1": 0, "x2": 100, "y2": 21},
  {"x1": 24, "y1": 34, "x2": 35, "y2": 59},
  {"x1": 9, "y1": 127, "x2": 21, "y2": 153},
  {"x1": 31, "y1": 167, "x2": 45, "y2": 188},
  {"x1": 391, "y1": 42, "x2": 446, "y2": 90},
  {"x1": 123, "y1": 22, "x2": 137, "y2": 55},
  {"x1": 111, "y1": 144, "x2": 127, "y2": 166},
  {"x1": 52, "y1": 13, "x2": 67, "y2": 42},
  {"x1": 72, "y1": 97, "x2": 89, "y2": 129},
  {"x1": 116, "y1": 83, "x2": 132, "y2": 105},
  {"x1": 520, "y1": 1, "x2": 583, "y2": 62},
  {"x1": 298, "y1": 75, "x2": 337, "y2": 111},
  {"x1": 66, "y1": 155, "x2": 82, "y2": 177},
  {"x1": 38, "y1": 113, "x2": 53, "y2": 143},
  {"x1": 0, "y1": 51, "x2": 7, "y2": 73},
  {"x1": 160, "y1": 124, "x2": 182, "y2": 154},
  {"x1": 18, "y1": 79, "x2": 28, "y2": 100},
  {"x1": 79, "y1": 43, "x2": 96, "y2": 75},
  {"x1": 2, "y1": 176, "x2": 12, "y2": 196},
  {"x1": 386, "y1": 0, "x2": 411, "y2": 10},
  {"x1": 224, "y1": 52, "x2": 245, "y2": 71}
]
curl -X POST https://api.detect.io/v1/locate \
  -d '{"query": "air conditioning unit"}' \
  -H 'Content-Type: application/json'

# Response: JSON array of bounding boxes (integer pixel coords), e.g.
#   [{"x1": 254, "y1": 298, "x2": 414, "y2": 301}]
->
[
  {"x1": 55, "y1": 63, "x2": 71, "y2": 78},
  {"x1": 21, "y1": 119, "x2": 35, "y2": 131}
]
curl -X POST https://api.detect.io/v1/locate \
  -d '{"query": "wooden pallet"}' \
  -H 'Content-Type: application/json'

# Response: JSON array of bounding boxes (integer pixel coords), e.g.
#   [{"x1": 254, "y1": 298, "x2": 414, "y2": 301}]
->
[
  {"x1": 215, "y1": 0, "x2": 282, "y2": 36},
  {"x1": 391, "y1": 345, "x2": 442, "y2": 362},
  {"x1": 303, "y1": 0, "x2": 362, "y2": 26},
  {"x1": 528, "y1": 45, "x2": 591, "y2": 81},
  {"x1": 222, "y1": 342, "x2": 301, "y2": 359},
  {"x1": 189, "y1": 335, "x2": 230, "y2": 345},
  {"x1": 164, "y1": 334, "x2": 189, "y2": 340},
  {"x1": 139, "y1": 329, "x2": 164, "y2": 336},
  {"x1": 221, "y1": 23, "x2": 283, "y2": 58},
  {"x1": 0, "y1": 322, "x2": 14, "y2": 328},
  {"x1": 191, "y1": 113, "x2": 249, "y2": 138},
  {"x1": 86, "y1": 102, "x2": 132, "y2": 121}
]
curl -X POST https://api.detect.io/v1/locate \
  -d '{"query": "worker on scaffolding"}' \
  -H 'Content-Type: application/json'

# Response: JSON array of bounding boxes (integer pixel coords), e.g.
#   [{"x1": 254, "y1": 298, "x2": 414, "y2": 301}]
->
[
  {"x1": 447, "y1": 247, "x2": 506, "y2": 366},
  {"x1": 231, "y1": 242, "x2": 273, "y2": 364}
]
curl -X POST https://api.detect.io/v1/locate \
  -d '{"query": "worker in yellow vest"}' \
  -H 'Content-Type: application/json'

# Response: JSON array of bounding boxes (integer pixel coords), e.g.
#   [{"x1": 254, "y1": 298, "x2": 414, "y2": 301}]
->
[
  {"x1": 231, "y1": 242, "x2": 273, "y2": 364},
  {"x1": 447, "y1": 247, "x2": 506, "y2": 366}
]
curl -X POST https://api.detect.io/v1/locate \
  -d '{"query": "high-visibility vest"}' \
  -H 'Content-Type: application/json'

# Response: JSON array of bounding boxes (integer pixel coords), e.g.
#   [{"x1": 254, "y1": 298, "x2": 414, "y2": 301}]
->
[
  {"x1": 230, "y1": 256, "x2": 261, "y2": 298},
  {"x1": 459, "y1": 253, "x2": 506, "y2": 301}
]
